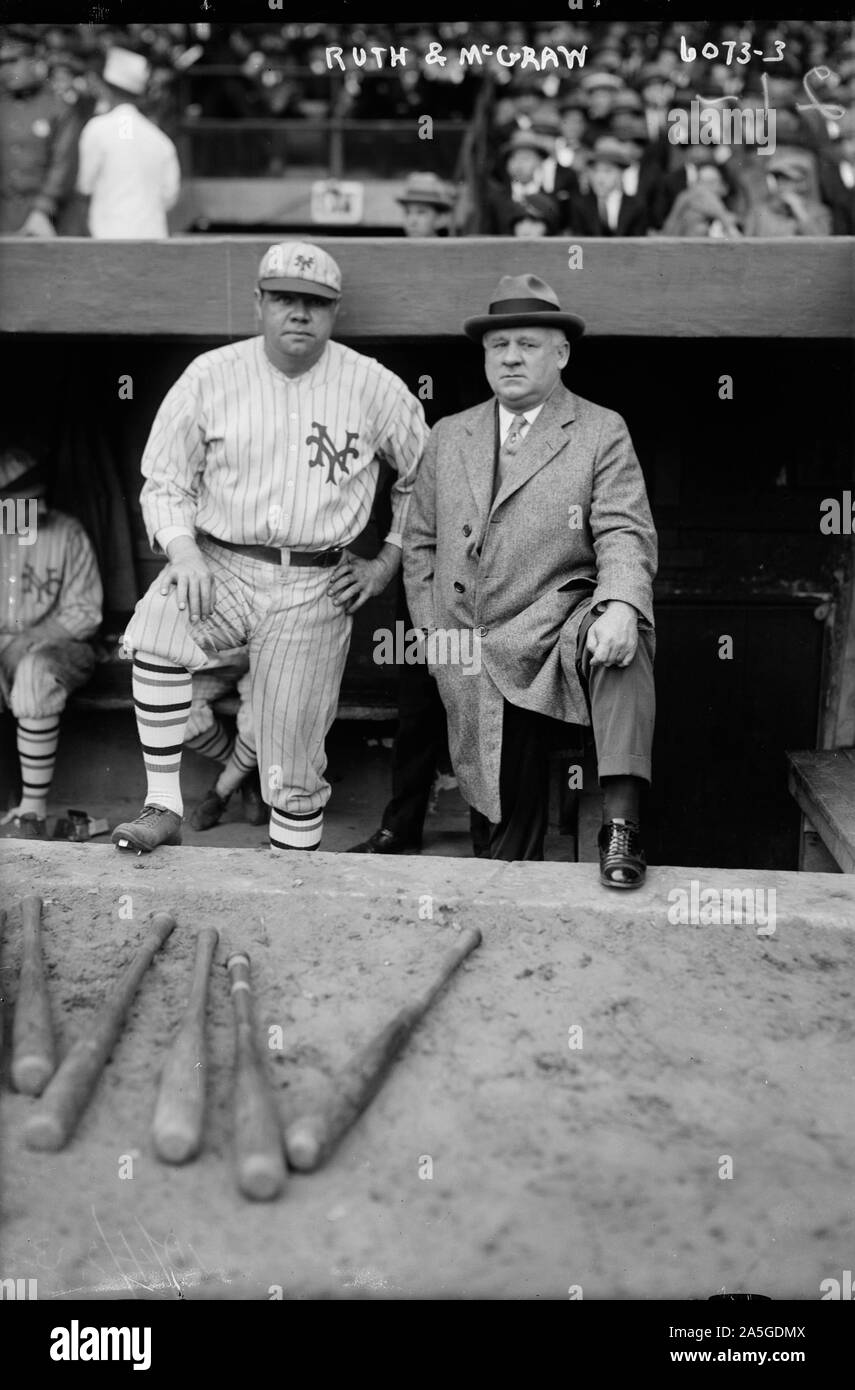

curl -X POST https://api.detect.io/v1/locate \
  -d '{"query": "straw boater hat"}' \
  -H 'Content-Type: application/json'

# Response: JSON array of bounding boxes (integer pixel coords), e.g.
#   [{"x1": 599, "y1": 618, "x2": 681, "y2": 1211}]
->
[
  {"x1": 395, "y1": 172, "x2": 454, "y2": 210},
  {"x1": 463, "y1": 273, "x2": 586, "y2": 343}
]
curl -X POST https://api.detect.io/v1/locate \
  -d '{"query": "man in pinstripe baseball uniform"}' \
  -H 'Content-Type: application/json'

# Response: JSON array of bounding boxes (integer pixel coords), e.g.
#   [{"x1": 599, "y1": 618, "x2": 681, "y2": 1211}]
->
[
  {"x1": 0, "y1": 446, "x2": 103, "y2": 837},
  {"x1": 113, "y1": 241, "x2": 428, "y2": 853}
]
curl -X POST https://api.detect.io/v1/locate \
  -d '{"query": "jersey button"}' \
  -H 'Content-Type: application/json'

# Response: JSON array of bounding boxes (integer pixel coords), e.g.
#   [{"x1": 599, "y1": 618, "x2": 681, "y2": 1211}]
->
[{"x1": 462, "y1": 524, "x2": 472, "y2": 537}]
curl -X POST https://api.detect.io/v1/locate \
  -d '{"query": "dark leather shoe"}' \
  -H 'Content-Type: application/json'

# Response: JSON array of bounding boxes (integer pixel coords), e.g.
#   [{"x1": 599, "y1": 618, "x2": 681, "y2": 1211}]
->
[
  {"x1": 241, "y1": 771, "x2": 267, "y2": 826},
  {"x1": 347, "y1": 827, "x2": 420, "y2": 854},
  {"x1": 190, "y1": 787, "x2": 229, "y2": 832},
  {"x1": 598, "y1": 818, "x2": 646, "y2": 889}
]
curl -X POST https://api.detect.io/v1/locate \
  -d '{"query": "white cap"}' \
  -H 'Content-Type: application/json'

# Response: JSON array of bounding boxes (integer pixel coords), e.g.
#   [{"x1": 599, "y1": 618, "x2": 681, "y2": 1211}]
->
[
  {"x1": 103, "y1": 47, "x2": 150, "y2": 96},
  {"x1": 257, "y1": 242, "x2": 342, "y2": 300}
]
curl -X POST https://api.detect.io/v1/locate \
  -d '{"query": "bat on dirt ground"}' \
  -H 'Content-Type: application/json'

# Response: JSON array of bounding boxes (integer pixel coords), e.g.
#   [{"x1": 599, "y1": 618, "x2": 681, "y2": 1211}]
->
[
  {"x1": 24, "y1": 912, "x2": 177, "y2": 1151},
  {"x1": 285, "y1": 925, "x2": 482, "y2": 1172},
  {"x1": 11, "y1": 894, "x2": 57, "y2": 1095},
  {"x1": 152, "y1": 926, "x2": 219, "y2": 1163},
  {"x1": 227, "y1": 951, "x2": 287, "y2": 1201}
]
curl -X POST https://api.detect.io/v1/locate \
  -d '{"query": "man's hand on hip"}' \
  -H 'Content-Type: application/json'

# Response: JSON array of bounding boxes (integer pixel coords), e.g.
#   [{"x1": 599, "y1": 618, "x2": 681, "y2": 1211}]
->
[
  {"x1": 161, "y1": 536, "x2": 216, "y2": 623},
  {"x1": 328, "y1": 545, "x2": 399, "y2": 616},
  {"x1": 586, "y1": 600, "x2": 638, "y2": 668}
]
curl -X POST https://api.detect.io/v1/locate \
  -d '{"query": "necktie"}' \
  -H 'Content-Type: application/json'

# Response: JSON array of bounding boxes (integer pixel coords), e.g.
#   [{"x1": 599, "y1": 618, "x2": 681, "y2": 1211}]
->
[{"x1": 494, "y1": 413, "x2": 528, "y2": 501}]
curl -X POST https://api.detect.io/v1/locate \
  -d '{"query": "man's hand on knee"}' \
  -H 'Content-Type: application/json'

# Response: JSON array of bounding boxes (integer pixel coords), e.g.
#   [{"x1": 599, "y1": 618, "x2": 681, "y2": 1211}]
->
[
  {"x1": 586, "y1": 600, "x2": 638, "y2": 668},
  {"x1": 161, "y1": 538, "x2": 216, "y2": 623}
]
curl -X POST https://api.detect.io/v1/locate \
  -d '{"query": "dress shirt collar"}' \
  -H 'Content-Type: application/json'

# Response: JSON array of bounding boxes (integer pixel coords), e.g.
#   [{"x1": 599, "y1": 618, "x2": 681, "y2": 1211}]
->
[{"x1": 498, "y1": 400, "x2": 545, "y2": 444}]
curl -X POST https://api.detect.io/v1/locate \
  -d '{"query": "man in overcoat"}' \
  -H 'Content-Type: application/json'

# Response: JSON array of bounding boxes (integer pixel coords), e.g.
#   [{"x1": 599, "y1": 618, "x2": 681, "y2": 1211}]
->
[{"x1": 403, "y1": 273, "x2": 657, "y2": 886}]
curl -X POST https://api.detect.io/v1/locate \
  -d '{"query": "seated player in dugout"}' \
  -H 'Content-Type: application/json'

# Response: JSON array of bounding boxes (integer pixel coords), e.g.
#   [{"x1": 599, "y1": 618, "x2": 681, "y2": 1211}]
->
[
  {"x1": 113, "y1": 241, "x2": 428, "y2": 854},
  {"x1": 396, "y1": 171, "x2": 455, "y2": 237},
  {"x1": 0, "y1": 446, "x2": 103, "y2": 837},
  {"x1": 403, "y1": 274, "x2": 657, "y2": 888}
]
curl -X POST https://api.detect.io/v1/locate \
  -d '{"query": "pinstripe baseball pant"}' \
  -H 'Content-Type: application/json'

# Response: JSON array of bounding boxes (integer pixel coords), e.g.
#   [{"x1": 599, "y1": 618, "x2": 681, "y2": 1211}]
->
[{"x1": 122, "y1": 537, "x2": 352, "y2": 846}]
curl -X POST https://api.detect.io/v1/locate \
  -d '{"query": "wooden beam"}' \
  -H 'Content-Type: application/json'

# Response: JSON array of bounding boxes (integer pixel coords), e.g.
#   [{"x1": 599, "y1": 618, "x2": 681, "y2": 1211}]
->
[
  {"x1": 0, "y1": 237, "x2": 852, "y2": 338},
  {"x1": 786, "y1": 749, "x2": 855, "y2": 874}
]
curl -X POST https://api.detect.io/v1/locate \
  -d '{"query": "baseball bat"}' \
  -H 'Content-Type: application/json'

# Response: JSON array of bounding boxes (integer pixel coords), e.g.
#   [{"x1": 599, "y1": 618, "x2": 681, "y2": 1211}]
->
[
  {"x1": 285, "y1": 924, "x2": 482, "y2": 1172},
  {"x1": 152, "y1": 926, "x2": 219, "y2": 1164},
  {"x1": 11, "y1": 895, "x2": 56, "y2": 1095},
  {"x1": 227, "y1": 952, "x2": 287, "y2": 1201},
  {"x1": 24, "y1": 912, "x2": 177, "y2": 1152}
]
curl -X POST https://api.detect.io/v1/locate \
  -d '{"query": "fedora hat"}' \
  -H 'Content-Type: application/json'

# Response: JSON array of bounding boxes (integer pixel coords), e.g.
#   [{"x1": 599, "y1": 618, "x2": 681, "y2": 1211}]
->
[
  {"x1": 502, "y1": 127, "x2": 555, "y2": 158},
  {"x1": 590, "y1": 136, "x2": 633, "y2": 169},
  {"x1": 463, "y1": 273, "x2": 586, "y2": 342},
  {"x1": 396, "y1": 171, "x2": 454, "y2": 210}
]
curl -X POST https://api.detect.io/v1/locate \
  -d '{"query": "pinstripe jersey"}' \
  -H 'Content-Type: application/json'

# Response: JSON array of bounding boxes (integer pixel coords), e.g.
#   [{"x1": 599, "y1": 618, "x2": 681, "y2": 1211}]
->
[
  {"x1": 139, "y1": 336, "x2": 428, "y2": 553},
  {"x1": 0, "y1": 510, "x2": 102, "y2": 641}
]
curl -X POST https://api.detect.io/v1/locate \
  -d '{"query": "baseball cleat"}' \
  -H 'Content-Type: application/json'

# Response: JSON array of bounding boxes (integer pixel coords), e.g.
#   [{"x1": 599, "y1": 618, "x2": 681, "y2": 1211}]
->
[
  {"x1": 112, "y1": 805, "x2": 182, "y2": 853},
  {"x1": 190, "y1": 786, "x2": 229, "y2": 832}
]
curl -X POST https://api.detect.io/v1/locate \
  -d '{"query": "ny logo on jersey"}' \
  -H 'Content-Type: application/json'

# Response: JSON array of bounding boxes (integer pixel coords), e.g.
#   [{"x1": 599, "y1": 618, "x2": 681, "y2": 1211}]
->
[
  {"x1": 295, "y1": 254, "x2": 315, "y2": 272},
  {"x1": 306, "y1": 422, "x2": 359, "y2": 485},
  {"x1": 21, "y1": 564, "x2": 62, "y2": 603}
]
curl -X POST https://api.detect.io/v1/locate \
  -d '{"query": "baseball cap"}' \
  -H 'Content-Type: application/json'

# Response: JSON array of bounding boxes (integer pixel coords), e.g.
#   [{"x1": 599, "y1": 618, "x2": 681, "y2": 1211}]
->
[
  {"x1": 0, "y1": 446, "x2": 45, "y2": 496},
  {"x1": 257, "y1": 242, "x2": 342, "y2": 300}
]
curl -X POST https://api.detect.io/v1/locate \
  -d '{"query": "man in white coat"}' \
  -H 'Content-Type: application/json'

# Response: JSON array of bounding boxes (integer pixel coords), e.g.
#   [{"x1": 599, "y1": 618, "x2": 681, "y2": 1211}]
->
[{"x1": 76, "y1": 46, "x2": 180, "y2": 239}]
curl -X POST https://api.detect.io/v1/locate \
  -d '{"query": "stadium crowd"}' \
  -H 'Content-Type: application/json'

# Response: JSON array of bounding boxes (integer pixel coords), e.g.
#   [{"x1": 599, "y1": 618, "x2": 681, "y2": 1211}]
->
[{"x1": 1, "y1": 19, "x2": 853, "y2": 238}]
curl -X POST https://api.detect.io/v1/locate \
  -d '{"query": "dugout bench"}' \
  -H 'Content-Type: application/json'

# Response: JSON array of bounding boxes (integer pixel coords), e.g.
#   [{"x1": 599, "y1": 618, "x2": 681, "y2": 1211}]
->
[{"x1": 786, "y1": 748, "x2": 855, "y2": 873}]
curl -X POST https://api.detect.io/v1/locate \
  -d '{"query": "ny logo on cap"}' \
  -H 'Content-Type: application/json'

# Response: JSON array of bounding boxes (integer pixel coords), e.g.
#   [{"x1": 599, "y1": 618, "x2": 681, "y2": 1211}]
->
[{"x1": 295, "y1": 253, "x2": 315, "y2": 273}]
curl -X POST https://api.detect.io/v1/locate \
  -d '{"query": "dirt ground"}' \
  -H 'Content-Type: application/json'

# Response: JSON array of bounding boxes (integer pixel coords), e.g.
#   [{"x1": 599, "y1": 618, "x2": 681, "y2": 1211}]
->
[{"x1": 1, "y1": 841, "x2": 853, "y2": 1301}]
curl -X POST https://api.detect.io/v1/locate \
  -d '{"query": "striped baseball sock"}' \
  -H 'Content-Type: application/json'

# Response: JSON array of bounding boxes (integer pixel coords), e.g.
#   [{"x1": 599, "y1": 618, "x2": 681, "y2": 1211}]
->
[
  {"x1": 185, "y1": 719, "x2": 234, "y2": 765},
  {"x1": 216, "y1": 731, "x2": 258, "y2": 799},
  {"x1": 17, "y1": 716, "x2": 60, "y2": 817},
  {"x1": 269, "y1": 806, "x2": 322, "y2": 852},
  {"x1": 133, "y1": 655, "x2": 192, "y2": 817}
]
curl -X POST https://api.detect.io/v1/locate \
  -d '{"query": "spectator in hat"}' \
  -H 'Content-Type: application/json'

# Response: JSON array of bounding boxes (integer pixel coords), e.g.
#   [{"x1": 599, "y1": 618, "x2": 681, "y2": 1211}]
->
[
  {"x1": 0, "y1": 446, "x2": 103, "y2": 839},
  {"x1": 76, "y1": 45, "x2": 181, "y2": 238},
  {"x1": 0, "y1": 25, "x2": 81, "y2": 236},
  {"x1": 508, "y1": 192, "x2": 561, "y2": 238},
  {"x1": 397, "y1": 171, "x2": 454, "y2": 237},
  {"x1": 567, "y1": 137, "x2": 650, "y2": 236},
  {"x1": 540, "y1": 94, "x2": 585, "y2": 213},
  {"x1": 638, "y1": 61, "x2": 676, "y2": 143},
  {"x1": 744, "y1": 149, "x2": 835, "y2": 237},
  {"x1": 485, "y1": 127, "x2": 554, "y2": 234},
  {"x1": 608, "y1": 111, "x2": 657, "y2": 201},
  {"x1": 580, "y1": 71, "x2": 625, "y2": 146}
]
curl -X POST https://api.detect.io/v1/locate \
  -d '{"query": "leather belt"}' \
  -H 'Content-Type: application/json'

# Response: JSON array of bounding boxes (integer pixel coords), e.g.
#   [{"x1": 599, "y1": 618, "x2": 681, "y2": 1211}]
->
[{"x1": 201, "y1": 534, "x2": 342, "y2": 568}]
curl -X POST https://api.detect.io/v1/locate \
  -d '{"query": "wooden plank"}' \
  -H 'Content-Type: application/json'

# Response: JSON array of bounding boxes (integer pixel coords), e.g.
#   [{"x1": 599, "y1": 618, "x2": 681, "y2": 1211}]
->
[
  {"x1": 0, "y1": 237, "x2": 852, "y2": 339},
  {"x1": 787, "y1": 749, "x2": 855, "y2": 874}
]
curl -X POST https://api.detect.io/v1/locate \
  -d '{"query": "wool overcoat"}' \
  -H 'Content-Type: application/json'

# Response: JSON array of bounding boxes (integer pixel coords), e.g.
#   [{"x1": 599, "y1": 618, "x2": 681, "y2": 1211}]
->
[{"x1": 403, "y1": 382, "x2": 657, "y2": 823}]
